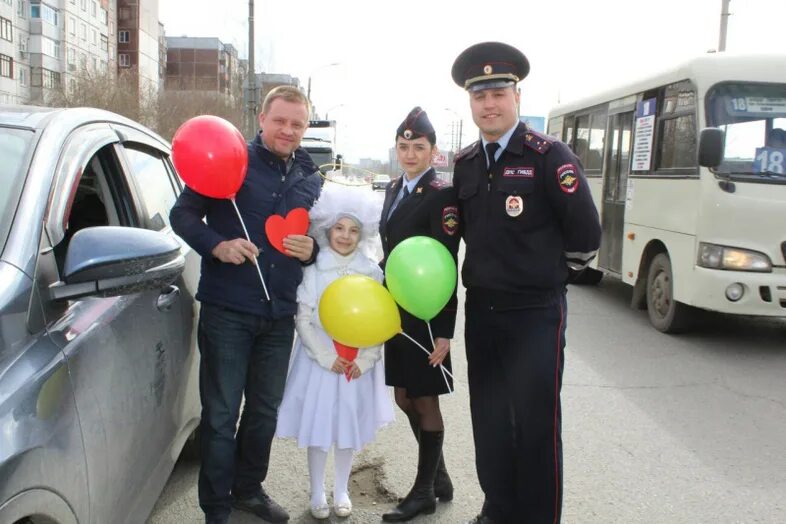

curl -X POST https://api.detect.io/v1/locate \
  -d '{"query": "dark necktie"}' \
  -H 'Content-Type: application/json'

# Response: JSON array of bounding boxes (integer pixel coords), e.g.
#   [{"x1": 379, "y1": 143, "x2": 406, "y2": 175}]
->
[
  {"x1": 388, "y1": 183, "x2": 410, "y2": 219},
  {"x1": 485, "y1": 142, "x2": 501, "y2": 168}
]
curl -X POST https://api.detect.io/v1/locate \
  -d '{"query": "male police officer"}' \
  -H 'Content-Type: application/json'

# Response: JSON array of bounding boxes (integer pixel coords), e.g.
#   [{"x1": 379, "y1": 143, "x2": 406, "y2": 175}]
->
[{"x1": 451, "y1": 42, "x2": 601, "y2": 524}]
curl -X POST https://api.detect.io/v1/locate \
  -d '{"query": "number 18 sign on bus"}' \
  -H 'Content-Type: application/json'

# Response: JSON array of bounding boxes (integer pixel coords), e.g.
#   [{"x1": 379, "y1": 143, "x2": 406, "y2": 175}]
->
[{"x1": 754, "y1": 147, "x2": 786, "y2": 174}]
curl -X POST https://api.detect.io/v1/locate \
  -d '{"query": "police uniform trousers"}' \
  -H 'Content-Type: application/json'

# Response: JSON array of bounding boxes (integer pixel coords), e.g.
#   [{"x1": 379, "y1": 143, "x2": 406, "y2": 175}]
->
[
  {"x1": 385, "y1": 308, "x2": 453, "y2": 397},
  {"x1": 465, "y1": 289, "x2": 567, "y2": 523}
]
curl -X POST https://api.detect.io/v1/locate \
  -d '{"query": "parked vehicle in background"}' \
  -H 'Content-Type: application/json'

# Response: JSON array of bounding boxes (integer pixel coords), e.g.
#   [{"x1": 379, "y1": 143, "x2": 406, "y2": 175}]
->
[
  {"x1": 547, "y1": 53, "x2": 786, "y2": 333},
  {"x1": 372, "y1": 174, "x2": 391, "y2": 191},
  {"x1": 303, "y1": 119, "x2": 338, "y2": 174},
  {"x1": 0, "y1": 105, "x2": 201, "y2": 524}
]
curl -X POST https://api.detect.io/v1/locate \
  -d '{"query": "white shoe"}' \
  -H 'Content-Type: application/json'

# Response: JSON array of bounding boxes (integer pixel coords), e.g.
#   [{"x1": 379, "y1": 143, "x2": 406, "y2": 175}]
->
[
  {"x1": 334, "y1": 499, "x2": 352, "y2": 517},
  {"x1": 310, "y1": 502, "x2": 330, "y2": 520}
]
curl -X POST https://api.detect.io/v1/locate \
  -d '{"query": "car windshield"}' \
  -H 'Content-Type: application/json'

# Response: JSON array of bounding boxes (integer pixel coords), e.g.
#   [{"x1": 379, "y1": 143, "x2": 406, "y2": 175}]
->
[
  {"x1": 707, "y1": 82, "x2": 786, "y2": 182},
  {"x1": 0, "y1": 127, "x2": 34, "y2": 253}
]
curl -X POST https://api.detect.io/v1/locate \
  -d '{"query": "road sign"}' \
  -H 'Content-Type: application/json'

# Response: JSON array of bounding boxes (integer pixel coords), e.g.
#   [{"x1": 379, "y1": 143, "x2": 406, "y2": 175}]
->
[{"x1": 432, "y1": 152, "x2": 449, "y2": 167}]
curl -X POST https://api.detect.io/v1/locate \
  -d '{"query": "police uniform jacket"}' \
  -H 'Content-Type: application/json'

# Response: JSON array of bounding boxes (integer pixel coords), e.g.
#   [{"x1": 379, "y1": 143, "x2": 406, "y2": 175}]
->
[
  {"x1": 379, "y1": 168, "x2": 460, "y2": 338},
  {"x1": 170, "y1": 133, "x2": 322, "y2": 319},
  {"x1": 453, "y1": 122, "x2": 601, "y2": 306}
]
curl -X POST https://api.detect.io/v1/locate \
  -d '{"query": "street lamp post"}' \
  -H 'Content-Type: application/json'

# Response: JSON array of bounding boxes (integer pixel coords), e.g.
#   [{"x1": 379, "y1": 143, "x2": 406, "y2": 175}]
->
[
  {"x1": 246, "y1": 0, "x2": 257, "y2": 138},
  {"x1": 444, "y1": 108, "x2": 464, "y2": 152},
  {"x1": 718, "y1": 0, "x2": 731, "y2": 52},
  {"x1": 306, "y1": 62, "x2": 340, "y2": 117},
  {"x1": 325, "y1": 103, "x2": 344, "y2": 120}
]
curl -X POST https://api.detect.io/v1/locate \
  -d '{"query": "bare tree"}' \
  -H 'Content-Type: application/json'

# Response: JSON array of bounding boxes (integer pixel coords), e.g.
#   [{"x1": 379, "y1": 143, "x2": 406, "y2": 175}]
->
[
  {"x1": 47, "y1": 67, "x2": 158, "y2": 128},
  {"x1": 47, "y1": 67, "x2": 245, "y2": 142},
  {"x1": 156, "y1": 89, "x2": 244, "y2": 142}
]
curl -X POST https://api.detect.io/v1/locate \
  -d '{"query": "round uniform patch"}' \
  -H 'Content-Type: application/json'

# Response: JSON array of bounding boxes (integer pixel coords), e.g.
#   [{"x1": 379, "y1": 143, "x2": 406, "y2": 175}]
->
[
  {"x1": 556, "y1": 163, "x2": 579, "y2": 194},
  {"x1": 505, "y1": 195, "x2": 523, "y2": 217},
  {"x1": 403, "y1": 129, "x2": 413, "y2": 139},
  {"x1": 483, "y1": 64, "x2": 493, "y2": 75}
]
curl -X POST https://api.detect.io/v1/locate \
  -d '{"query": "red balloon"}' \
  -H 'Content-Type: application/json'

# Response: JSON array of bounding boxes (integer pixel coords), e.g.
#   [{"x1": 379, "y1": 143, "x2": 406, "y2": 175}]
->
[{"x1": 171, "y1": 115, "x2": 248, "y2": 199}]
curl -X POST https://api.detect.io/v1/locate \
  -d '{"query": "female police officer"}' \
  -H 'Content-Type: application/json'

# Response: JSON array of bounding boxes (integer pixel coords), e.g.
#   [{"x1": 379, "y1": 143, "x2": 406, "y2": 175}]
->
[{"x1": 379, "y1": 107, "x2": 460, "y2": 522}]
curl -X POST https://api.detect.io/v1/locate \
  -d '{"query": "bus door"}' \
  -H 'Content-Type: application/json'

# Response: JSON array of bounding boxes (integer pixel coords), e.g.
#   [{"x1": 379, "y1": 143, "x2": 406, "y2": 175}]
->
[{"x1": 599, "y1": 111, "x2": 633, "y2": 273}]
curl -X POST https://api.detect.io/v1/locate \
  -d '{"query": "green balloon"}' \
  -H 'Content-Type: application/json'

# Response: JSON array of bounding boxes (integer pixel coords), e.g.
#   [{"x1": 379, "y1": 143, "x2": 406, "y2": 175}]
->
[{"x1": 385, "y1": 236, "x2": 457, "y2": 321}]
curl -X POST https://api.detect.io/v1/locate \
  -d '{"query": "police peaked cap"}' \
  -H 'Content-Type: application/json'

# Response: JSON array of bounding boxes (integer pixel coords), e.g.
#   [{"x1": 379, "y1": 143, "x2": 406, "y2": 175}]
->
[
  {"x1": 451, "y1": 41, "x2": 530, "y2": 92},
  {"x1": 396, "y1": 107, "x2": 436, "y2": 143}
]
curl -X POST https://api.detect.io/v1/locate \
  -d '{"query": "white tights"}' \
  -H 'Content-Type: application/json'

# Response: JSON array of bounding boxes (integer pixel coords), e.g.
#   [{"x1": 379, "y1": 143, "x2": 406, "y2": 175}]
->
[{"x1": 307, "y1": 446, "x2": 354, "y2": 506}]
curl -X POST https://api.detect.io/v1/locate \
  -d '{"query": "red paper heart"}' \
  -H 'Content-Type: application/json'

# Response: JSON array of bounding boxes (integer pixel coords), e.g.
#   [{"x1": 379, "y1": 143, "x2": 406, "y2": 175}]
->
[
  {"x1": 265, "y1": 208, "x2": 310, "y2": 255},
  {"x1": 334, "y1": 340, "x2": 358, "y2": 382}
]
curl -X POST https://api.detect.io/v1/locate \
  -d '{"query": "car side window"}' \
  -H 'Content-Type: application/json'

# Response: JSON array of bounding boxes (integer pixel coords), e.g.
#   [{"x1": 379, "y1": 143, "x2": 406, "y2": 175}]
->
[
  {"x1": 54, "y1": 144, "x2": 133, "y2": 273},
  {"x1": 123, "y1": 145, "x2": 179, "y2": 231}
]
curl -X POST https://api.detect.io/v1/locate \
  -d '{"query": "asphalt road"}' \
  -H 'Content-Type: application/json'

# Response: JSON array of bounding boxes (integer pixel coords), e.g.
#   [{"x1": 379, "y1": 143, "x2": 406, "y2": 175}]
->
[
  {"x1": 149, "y1": 272, "x2": 786, "y2": 524},
  {"x1": 149, "y1": 187, "x2": 786, "y2": 523}
]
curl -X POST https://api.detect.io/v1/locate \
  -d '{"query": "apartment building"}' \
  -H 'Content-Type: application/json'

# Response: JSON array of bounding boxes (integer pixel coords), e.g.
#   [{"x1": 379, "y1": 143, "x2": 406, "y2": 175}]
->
[
  {"x1": 165, "y1": 36, "x2": 242, "y2": 101},
  {"x1": 0, "y1": 0, "x2": 117, "y2": 105},
  {"x1": 117, "y1": 0, "x2": 163, "y2": 96}
]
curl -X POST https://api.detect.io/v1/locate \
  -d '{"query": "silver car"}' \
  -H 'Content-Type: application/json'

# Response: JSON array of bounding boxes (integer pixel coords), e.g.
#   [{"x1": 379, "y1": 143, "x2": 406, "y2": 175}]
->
[{"x1": 0, "y1": 105, "x2": 201, "y2": 523}]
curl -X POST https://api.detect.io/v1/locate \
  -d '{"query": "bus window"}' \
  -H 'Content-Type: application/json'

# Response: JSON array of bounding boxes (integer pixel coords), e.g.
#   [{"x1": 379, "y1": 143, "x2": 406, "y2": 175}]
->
[
  {"x1": 659, "y1": 115, "x2": 697, "y2": 169},
  {"x1": 564, "y1": 116, "x2": 575, "y2": 151},
  {"x1": 657, "y1": 81, "x2": 697, "y2": 170},
  {"x1": 575, "y1": 114, "x2": 590, "y2": 164},
  {"x1": 587, "y1": 109, "x2": 606, "y2": 171}
]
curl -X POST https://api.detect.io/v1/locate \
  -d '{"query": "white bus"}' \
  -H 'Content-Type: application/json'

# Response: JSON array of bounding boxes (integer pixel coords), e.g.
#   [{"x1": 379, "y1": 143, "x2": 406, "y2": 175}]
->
[{"x1": 547, "y1": 53, "x2": 786, "y2": 332}]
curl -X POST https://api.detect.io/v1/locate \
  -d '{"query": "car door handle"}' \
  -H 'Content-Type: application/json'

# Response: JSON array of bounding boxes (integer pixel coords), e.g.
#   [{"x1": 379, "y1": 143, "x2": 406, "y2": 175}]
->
[{"x1": 156, "y1": 285, "x2": 180, "y2": 312}]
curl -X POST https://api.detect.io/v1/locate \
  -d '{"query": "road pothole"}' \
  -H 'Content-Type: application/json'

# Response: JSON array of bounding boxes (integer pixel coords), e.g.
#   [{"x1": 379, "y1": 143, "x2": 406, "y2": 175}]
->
[{"x1": 348, "y1": 458, "x2": 398, "y2": 508}]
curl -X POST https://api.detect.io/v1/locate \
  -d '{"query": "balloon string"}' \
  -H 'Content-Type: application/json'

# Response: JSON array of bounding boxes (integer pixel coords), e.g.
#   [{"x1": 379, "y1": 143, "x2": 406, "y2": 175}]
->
[
  {"x1": 230, "y1": 197, "x2": 271, "y2": 301},
  {"x1": 427, "y1": 321, "x2": 453, "y2": 394},
  {"x1": 400, "y1": 330, "x2": 454, "y2": 393}
]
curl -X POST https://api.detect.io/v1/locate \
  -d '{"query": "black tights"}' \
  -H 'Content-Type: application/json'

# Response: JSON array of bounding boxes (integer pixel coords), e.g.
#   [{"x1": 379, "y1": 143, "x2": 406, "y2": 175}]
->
[{"x1": 394, "y1": 387, "x2": 443, "y2": 432}]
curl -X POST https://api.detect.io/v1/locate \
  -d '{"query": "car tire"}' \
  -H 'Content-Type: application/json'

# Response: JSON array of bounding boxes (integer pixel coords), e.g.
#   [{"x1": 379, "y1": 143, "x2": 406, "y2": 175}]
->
[
  {"x1": 646, "y1": 253, "x2": 693, "y2": 333},
  {"x1": 180, "y1": 426, "x2": 201, "y2": 463}
]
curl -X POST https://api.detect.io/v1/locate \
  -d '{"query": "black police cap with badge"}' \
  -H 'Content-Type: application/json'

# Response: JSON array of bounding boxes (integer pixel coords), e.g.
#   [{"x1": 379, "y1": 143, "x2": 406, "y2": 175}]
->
[
  {"x1": 451, "y1": 41, "x2": 529, "y2": 92},
  {"x1": 396, "y1": 106, "x2": 437, "y2": 145}
]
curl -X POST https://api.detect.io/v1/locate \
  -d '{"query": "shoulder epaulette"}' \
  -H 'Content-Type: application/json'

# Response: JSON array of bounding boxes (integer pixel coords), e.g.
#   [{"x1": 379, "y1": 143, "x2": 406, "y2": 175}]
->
[
  {"x1": 429, "y1": 178, "x2": 452, "y2": 190},
  {"x1": 522, "y1": 129, "x2": 555, "y2": 155},
  {"x1": 455, "y1": 141, "x2": 480, "y2": 161}
]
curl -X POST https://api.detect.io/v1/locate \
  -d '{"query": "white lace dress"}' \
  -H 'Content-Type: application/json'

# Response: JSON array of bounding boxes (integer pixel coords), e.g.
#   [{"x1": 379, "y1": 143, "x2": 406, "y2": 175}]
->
[{"x1": 275, "y1": 248, "x2": 395, "y2": 451}]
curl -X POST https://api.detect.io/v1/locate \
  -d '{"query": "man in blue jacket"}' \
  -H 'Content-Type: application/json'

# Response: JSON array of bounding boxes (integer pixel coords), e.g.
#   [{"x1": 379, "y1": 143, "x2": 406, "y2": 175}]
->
[{"x1": 170, "y1": 86, "x2": 322, "y2": 524}]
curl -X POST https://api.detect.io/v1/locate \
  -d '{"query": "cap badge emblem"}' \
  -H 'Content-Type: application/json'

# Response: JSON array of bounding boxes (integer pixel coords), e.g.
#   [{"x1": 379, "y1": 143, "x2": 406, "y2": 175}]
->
[{"x1": 483, "y1": 64, "x2": 493, "y2": 75}]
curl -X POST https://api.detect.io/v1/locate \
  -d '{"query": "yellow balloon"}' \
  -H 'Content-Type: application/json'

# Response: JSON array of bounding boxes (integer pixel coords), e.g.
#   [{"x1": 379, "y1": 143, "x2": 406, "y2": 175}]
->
[{"x1": 319, "y1": 275, "x2": 401, "y2": 347}]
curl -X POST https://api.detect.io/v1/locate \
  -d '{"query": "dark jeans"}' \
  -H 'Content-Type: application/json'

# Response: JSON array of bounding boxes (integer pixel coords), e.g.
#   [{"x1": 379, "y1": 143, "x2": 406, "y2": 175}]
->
[
  {"x1": 465, "y1": 292, "x2": 567, "y2": 524},
  {"x1": 197, "y1": 303, "x2": 295, "y2": 518}
]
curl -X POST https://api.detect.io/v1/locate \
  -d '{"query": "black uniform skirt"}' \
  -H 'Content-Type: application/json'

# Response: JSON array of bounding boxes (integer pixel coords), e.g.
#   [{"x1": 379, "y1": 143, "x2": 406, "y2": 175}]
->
[{"x1": 384, "y1": 309, "x2": 453, "y2": 397}]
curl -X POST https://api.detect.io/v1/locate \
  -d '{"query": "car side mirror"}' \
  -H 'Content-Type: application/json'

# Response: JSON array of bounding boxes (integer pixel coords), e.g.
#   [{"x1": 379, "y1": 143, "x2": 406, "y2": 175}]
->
[
  {"x1": 698, "y1": 127, "x2": 725, "y2": 168},
  {"x1": 49, "y1": 226, "x2": 184, "y2": 301}
]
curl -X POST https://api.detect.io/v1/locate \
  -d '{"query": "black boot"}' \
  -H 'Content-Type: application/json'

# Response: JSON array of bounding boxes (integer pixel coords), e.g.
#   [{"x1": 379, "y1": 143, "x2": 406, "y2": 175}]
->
[
  {"x1": 382, "y1": 430, "x2": 443, "y2": 522},
  {"x1": 407, "y1": 416, "x2": 453, "y2": 502}
]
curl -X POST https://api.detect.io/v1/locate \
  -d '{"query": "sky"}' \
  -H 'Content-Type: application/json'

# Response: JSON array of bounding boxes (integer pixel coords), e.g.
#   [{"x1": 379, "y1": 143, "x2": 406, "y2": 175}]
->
[{"x1": 159, "y1": 0, "x2": 786, "y2": 163}]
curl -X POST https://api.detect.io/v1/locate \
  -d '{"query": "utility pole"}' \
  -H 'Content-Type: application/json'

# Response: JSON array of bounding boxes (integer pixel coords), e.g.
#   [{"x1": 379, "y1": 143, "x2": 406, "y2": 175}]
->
[
  {"x1": 246, "y1": 0, "x2": 257, "y2": 138},
  {"x1": 718, "y1": 0, "x2": 731, "y2": 52}
]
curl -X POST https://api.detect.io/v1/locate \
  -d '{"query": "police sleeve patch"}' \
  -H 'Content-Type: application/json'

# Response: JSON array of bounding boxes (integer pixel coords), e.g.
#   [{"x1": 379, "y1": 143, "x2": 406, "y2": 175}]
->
[
  {"x1": 556, "y1": 163, "x2": 579, "y2": 194},
  {"x1": 442, "y1": 206, "x2": 459, "y2": 235}
]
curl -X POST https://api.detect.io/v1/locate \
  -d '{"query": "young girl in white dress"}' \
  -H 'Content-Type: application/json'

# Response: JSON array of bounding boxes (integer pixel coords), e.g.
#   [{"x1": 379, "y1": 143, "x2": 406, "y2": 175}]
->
[{"x1": 275, "y1": 183, "x2": 395, "y2": 520}]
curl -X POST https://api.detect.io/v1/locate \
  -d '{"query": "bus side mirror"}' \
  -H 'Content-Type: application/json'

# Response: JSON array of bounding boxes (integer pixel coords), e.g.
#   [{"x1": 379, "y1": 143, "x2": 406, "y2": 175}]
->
[{"x1": 698, "y1": 127, "x2": 725, "y2": 168}]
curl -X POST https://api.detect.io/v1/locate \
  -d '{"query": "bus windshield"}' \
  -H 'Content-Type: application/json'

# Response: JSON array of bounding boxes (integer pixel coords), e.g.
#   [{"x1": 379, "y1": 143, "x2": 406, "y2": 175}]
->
[{"x1": 707, "y1": 83, "x2": 786, "y2": 180}]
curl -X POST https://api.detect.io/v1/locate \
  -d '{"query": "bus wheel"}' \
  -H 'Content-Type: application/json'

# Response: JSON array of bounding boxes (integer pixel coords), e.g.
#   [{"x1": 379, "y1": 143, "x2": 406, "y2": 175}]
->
[{"x1": 646, "y1": 253, "x2": 692, "y2": 333}]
